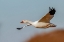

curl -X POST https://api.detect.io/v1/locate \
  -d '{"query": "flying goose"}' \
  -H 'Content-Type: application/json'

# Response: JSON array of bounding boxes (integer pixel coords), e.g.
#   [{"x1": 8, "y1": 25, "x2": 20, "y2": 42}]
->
[{"x1": 17, "y1": 7, "x2": 56, "y2": 30}]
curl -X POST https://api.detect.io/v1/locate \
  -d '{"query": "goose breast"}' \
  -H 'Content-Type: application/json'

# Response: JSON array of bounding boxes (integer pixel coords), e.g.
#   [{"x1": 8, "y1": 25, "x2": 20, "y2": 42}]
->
[{"x1": 32, "y1": 22, "x2": 50, "y2": 28}]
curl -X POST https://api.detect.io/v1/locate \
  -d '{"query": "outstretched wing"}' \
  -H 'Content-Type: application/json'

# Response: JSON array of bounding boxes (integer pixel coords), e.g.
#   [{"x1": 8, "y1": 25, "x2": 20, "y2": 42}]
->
[{"x1": 38, "y1": 7, "x2": 56, "y2": 23}]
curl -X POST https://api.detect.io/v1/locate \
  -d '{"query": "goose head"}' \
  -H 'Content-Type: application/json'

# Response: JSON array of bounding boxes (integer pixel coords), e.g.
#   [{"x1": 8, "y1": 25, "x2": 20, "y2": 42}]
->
[
  {"x1": 20, "y1": 20, "x2": 38, "y2": 26},
  {"x1": 20, "y1": 20, "x2": 29, "y2": 24}
]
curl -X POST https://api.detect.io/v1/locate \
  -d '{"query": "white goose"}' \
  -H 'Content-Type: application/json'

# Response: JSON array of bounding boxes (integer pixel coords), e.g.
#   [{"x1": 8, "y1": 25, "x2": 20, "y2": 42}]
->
[{"x1": 17, "y1": 7, "x2": 56, "y2": 30}]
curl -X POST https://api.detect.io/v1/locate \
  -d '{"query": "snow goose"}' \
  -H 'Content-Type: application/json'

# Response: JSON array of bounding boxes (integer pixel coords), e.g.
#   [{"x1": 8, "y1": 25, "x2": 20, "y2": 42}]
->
[{"x1": 17, "y1": 7, "x2": 56, "y2": 30}]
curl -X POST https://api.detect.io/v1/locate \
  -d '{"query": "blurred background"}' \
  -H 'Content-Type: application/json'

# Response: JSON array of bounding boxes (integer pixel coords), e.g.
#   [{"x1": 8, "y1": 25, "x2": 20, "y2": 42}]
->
[
  {"x1": 26, "y1": 29, "x2": 64, "y2": 42},
  {"x1": 0, "y1": 0, "x2": 64, "y2": 42}
]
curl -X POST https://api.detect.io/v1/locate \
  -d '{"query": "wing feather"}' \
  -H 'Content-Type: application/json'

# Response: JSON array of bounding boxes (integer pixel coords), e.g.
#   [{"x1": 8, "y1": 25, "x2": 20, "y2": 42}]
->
[{"x1": 38, "y1": 7, "x2": 56, "y2": 23}]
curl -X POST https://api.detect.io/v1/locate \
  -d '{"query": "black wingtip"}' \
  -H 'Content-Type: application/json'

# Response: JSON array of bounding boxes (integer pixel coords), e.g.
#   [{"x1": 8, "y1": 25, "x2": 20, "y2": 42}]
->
[
  {"x1": 49, "y1": 7, "x2": 52, "y2": 11},
  {"x1": 17, "y1": 28, "x2": 22, "y2": 30},
  {"x1": 49, "y1": 7, "x2": 56, "y2": 15}
]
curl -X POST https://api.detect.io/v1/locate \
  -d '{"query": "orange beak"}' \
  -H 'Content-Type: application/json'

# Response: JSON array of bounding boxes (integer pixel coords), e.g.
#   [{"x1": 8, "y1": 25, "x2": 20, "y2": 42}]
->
[{"x1": 20, "y1": 21, "x2": 23, "y2": 23}]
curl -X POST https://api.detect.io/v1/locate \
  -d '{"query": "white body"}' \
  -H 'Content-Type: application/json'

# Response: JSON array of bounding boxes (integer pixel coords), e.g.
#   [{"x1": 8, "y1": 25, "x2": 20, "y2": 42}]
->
[
  {"x1": 31, "y1": 21, "x2": 56, "y2": 28},
  {"x1": 32, "y1": 21, "x2": 50, "y2": 28}
]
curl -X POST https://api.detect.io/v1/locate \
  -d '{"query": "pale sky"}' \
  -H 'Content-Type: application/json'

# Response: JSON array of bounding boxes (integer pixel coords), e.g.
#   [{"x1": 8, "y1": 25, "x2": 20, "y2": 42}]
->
[{"x1": 0, "y1": 0, "x2": 64, "y2": 42}]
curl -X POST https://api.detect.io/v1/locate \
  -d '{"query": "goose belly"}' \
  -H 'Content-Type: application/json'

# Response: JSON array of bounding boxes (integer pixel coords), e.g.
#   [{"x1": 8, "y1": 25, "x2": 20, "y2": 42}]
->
[{"x1": 34, "y1": 22, "x2": 49, "y2": 28}]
